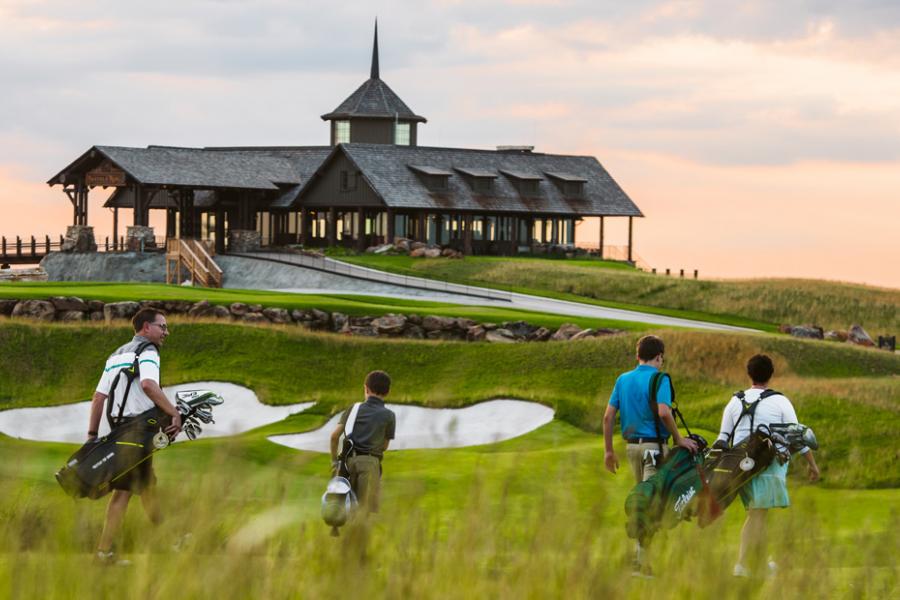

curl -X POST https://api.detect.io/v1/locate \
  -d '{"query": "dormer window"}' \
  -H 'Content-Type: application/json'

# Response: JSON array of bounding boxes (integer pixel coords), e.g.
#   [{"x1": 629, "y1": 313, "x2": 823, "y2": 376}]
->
[
  {"x1": 545, "y1": 172, "x2": 587, "y2": 198},
  {"x1": 500, "y1": 170, "x2": 542, "y2": 197},
  {"x1": 409, "y1": 165, "x2": 453, "y2": 192},
  {"x1": 455, "y1": 167, "x2": 496, "y2": 195},
  {"x1": 394, "y1": 122, "x2": 410, "y2": 145},
  {"x1": 334, "y1": 121, "x2": 351, "y2": 144}
]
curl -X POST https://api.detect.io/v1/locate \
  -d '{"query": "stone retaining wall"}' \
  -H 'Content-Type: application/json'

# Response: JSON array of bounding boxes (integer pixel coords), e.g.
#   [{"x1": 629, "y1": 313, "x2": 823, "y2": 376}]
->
[{"x1": 0, "y1": 296, "x2": 621, "y2": 343}]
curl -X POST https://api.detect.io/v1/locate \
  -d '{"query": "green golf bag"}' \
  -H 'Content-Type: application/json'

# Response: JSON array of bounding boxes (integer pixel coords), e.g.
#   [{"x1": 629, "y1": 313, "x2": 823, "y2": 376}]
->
[{"x1": 625, "y1": 435, "x2": 709, "y2": 546}]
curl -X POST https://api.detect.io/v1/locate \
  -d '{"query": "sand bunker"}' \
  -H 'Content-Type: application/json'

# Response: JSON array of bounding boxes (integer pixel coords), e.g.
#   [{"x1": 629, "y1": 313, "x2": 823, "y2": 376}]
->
[
  {"x1": 267, "y1": 399, "x2": 555, "y2": 452},
  {"x1": 0, "y1": 382, "x2": 312, "y2": 443}
]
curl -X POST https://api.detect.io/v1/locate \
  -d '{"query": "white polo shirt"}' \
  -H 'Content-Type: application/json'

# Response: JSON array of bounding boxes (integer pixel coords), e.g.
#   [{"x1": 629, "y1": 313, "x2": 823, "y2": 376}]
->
[
  {"x1": 716, "y1": 388, "x2": 809, "y2": 454},
  {"x1": 96, "y1": 337, "x2": 161, "y2": 418}
]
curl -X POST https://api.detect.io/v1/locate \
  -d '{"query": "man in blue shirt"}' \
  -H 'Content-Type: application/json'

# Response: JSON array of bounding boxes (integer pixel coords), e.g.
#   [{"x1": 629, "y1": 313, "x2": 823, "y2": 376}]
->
[{"x1": 603, "y1": 335, "x2": 698, "y2": 482}]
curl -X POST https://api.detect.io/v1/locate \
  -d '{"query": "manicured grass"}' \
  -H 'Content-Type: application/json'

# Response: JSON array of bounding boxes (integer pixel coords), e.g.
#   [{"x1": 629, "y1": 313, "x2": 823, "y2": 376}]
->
[
  {"x1": 0, "y1": 281, "x2": 647, "y2": 332},
  {"x1": 337, "y1": 255, "x2": 900, "y2": 333},
  {"x1": 1, "y1": 321, "x2": 897, "y2": 488}
]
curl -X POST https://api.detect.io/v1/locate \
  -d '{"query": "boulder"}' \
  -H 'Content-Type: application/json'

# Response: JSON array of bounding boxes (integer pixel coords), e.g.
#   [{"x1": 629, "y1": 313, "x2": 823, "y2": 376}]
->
[
  {"x1": 188, "y1": 300, "x2": 213, "y2": 318},
  {"x1": 89, "y1": 311, "x2": 105, "y2": 321},
  {"x1": 50, "y1": 296, "x2": 88, "y2": 312},
  {"x1": 594, "y1": 328, "x2": 621, "y2": 337},
  {"x1": 454, "y1": 318, "x2": 478, "y2": 331},
  {"x1": 349, "y1": 316, "x2": 374, "y2": 327},
  {"x1": 332, "y1": 312, "x2": 349, "y2": 333},
  {"x1": 410, "y1": 247, "x2": 426, "y2": 258},
  {"x1": 243, "y1": 312, "x2": 268, "y2": 324},
  {"x1": 466, "y1": 325, "x2": 487, "y2": 342},
  {"x1": 426, "y1": 330, "x2": 465, "y2": 341},
  {"x1": 349, "y1": 325, "x2": 378, "y2": 337},
  {"x1": 402, "y1": 324, "x2": 426, "y2": 339},
  {"x1": 211, "y1": 305, "x2": 232, "y2": 319},
  {"x1": 290, "y1": 309, "x2": 310, "y2": 322},
  {"x1": 406, "y1": 314, "x2": 423, "y2": 325},
  {"x1": 248, "y1": 304, "x2": 263, "y2": 313},
  {"x1": 87, "y1": 300, "x2": 105, "y2": 312},
  {"x1": 57, "y1": 310, "x2": 86, "y2": 322},
  {"x1": 394, "y1": 238, "x2": 411, "y2": 252},
  {"x1": 485, "y1": 328, "x2": 517, "y2": 343},
  {"x1": 528, "y1": 327, "x2": 552, "y2": 342},
  {"x1": 482, "y1": 322, "x2": 499, "y2": 331},
  {"x1": 824, "y1": 330, "x2": 848, "y2": 342},
  {"x1": 410, "y1": 241, "x2": 427, "y2": 251},
  {"x1": 230, "y1": 302, "x2": 250, "y2": 317},
  {"x1": 103, "y1": 301, "x2": 140, "y2": 321},
  {"x1": 502, "y1": 321, "x2": 538, "y2": 338},
  {"x1": 12, "y1": 300, "x2": 56, "y2": 321},
  {"x1": 423, "y1": 247, "x2": 442, "y2": 258},
  {"x1": 778, "y1": 324, "x2": 793, "y2": 334},
  {"x1": 0, "y1": 299, "x2": 19, "y2": 316},
  {"x1": 311, "y1": 309, "x2": 330, "y2": 324},
  {"x1": 263, "y1": 307, "x2": 291, "y2": 324},
  {"x1": 847, "y1": 324, "x2": 875, "y2": 347},
  {"x1": 570, "y1": 329, "x2": 596, "y2": 341},
  {"x1": 550, "y1": 323, "x2": 583, "y2": 341},
  {"x1": 165, "y1": 300, "x2": 193, "y2": 314},
  {"x1": 422, "y1": 315, "x2": 457, "y2": 331},
  {"x1": 789, "y1": 325, "x2": 824, "y2": 339},
  {"x1": 139, "y1": 300, "x2": 167, "y2": 311},
  {"x1": 441, "y1": 248, "x2": 456, "y2": 257},
  {"x1": 372, "y1": 314, "x2": 407, "y2": 335},
  {"x1": 373, "y1": 244, "x2": 394, "y2": 254}
]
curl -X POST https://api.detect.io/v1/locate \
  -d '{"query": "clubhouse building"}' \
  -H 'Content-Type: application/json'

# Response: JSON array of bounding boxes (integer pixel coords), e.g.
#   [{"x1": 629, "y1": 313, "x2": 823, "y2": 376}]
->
[{"x1": 47, "y1": 26, "x2": 643, "y2": 259}]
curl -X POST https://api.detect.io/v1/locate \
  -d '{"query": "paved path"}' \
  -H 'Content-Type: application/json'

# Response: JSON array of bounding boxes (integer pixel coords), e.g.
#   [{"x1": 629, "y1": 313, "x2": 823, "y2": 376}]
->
[{"x1": 228, "y1": 252, "x2": 758, "y2": 332}]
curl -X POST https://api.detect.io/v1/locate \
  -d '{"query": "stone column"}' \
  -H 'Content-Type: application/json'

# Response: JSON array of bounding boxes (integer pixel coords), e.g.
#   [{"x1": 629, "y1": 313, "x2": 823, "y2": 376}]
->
[
  {"x1": 126, "y1": 225, "x2": 155, "y2": 251},
  {"x1": 62, "y1": 225, "x2": 98, "y2": 253},
  {"x1": 228, "y1": 230, "x2": 261, "y2": 253}
]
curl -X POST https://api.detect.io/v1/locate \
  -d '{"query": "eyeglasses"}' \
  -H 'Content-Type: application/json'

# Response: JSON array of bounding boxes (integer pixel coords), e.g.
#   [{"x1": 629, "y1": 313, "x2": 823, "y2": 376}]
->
[{"x1": 151, "y1": 322, "x2": 169, "y2": 332}]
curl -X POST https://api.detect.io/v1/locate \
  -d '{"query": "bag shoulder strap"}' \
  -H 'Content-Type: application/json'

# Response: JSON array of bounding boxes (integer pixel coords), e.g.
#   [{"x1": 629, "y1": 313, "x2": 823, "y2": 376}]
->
[
  {"x1": 648, "y1": 371, "x2": 673, "y2": 455},
  {"x1": 106, "y1": 341, "x2": 159, "y2": 428},
  {"x1": 727, "y1": 388, "x2": 778, "y2": 447},
  {"x1": 344, "y1": 402, "x2": 363, "y2": 438}
]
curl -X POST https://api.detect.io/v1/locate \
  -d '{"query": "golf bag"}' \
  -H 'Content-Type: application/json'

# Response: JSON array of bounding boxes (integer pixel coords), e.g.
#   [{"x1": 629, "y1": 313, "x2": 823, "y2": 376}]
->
[
  {"x1": 321, "y1": 476, "x2": 358, "y2": 537},
  {"x1": 625, "y1": 435, "x2": 709, "y2": 546},
  {"x1": 55, "y1": 390, "x2": 224, "y2": 499},
  {"x1": 55, "y1": 407, "x2": 171, "y2": 499}
]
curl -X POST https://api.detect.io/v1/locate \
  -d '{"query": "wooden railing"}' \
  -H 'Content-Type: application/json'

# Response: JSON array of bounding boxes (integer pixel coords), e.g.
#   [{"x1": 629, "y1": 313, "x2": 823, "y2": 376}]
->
[{"x1": 166, "y1": 238, "x2": 223, "y2": 288}]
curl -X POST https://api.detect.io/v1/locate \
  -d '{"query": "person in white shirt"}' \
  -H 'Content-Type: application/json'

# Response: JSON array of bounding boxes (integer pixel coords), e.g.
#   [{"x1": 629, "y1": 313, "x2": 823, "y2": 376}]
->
[
  {"x1": 716, "y1": 354, "x2": 819, "y2": 578},
  {"x1": 88, "y1": 308, "x2": 182, "y2": 565}
]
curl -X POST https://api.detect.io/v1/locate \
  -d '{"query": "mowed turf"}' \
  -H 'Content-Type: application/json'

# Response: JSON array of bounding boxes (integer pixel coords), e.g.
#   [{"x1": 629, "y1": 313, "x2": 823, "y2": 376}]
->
[
  {"x1": 338, "y1": 255, "x2": 900, "y2": 333},
  {"x1": 0, "y1": 321, "x2": 897, "y2": 488}
]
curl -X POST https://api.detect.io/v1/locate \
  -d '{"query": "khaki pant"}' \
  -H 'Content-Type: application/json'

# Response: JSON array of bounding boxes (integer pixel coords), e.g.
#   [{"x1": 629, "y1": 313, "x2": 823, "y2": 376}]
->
[
  {"x1": 347, "y1": 454, "x2": 382, "y2": 512},
  {"x1": 626, "y1": 442, "x2": 669, "y2": 483}
]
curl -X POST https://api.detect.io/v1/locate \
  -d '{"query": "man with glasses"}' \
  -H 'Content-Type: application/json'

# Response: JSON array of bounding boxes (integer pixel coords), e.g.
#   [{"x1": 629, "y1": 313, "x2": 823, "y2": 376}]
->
[
  {"x1": 88, "y1": 308, "x2": 182, "y2": 565},
  {"x1": 602, "y1": 334, "x2": 697, "y2": 576}
]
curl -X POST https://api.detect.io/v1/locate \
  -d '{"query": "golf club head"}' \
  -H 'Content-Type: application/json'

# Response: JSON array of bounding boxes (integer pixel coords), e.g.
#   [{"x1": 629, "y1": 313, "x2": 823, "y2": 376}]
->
[
  {"x1": 175, "y1": 390, "x2": 225, "y2": 410},
  {"x1": 802, "y1": 427, "x2": 819, "y2": 450}
]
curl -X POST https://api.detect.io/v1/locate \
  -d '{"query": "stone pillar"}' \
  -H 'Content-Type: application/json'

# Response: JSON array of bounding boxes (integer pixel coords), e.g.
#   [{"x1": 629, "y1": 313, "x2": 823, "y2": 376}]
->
[
  {"x1": 228, "y1": 229, "x2": 261, "y2": 253},
  {"x1": 126, "y1": 225, "x2": 156, "y2": 251},
  {"x1": 62, "y1": 225, "x2": 98, "y2": 253}
]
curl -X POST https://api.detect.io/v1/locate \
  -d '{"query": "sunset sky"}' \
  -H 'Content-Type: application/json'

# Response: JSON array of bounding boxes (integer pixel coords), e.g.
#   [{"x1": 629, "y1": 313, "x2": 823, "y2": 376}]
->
[{"x1": 1, "y1": 1, "x2": 898, "y2": 287}]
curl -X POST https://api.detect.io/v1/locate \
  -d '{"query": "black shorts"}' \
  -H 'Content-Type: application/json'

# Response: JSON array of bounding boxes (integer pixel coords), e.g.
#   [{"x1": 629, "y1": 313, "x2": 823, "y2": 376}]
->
[{"x1": 110, "y1": 455, "x2": 157, "y2": 494}]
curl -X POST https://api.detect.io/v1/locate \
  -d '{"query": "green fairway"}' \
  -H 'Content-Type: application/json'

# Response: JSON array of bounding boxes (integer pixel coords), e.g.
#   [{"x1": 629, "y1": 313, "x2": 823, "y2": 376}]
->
[{"x1": 337, "y1": 255, "x2": 900, "y2": 333}]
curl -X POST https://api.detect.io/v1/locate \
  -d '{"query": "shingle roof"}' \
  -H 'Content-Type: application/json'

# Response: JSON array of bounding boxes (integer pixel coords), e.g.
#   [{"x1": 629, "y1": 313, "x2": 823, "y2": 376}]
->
[
  {"x1": 321, "y1": 78, "x2": 426, "y2": 123},
  {"x1": 303, "y1": 144, "x2": 642, "y2": 217},
  {"x1": 454, "y1": 167, "x2": 497, "y2": 178}
]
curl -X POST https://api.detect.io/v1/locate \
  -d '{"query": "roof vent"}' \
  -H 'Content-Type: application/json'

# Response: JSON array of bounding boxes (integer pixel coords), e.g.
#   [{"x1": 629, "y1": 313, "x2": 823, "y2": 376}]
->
[{"x1": 496, "y1": 145, "x2": 534, "y2": 153}]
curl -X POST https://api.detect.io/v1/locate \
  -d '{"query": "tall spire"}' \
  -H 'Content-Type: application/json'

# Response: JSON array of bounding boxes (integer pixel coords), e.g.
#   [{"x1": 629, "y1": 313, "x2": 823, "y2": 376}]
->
[{"x1": 370, "y1": 19, "x2": 380, "y2": 80}]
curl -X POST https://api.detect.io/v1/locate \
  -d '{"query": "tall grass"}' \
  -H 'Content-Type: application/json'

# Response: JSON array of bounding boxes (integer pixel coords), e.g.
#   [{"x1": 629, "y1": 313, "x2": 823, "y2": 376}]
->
[
  {"x1": 0, "y1": 427, "x2": 896, "y2": 599},
  {"x1": 340, "y1": 256, "x2": 900, "y2": 332}
]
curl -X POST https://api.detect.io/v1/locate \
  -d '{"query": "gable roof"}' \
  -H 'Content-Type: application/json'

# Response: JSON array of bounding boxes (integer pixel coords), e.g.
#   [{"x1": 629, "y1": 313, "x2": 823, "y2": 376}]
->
[
  {"x1": 50, "y1": 145, "x2": 330, "y2": 194},
  {"x1": 300, "y1": 144, "x2": 643, "y2": 217}
]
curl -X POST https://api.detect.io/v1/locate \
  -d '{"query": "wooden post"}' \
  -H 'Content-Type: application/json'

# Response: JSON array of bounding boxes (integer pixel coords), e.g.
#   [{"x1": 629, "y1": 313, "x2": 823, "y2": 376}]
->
[
  {"x1": 417, "y1": 213, "x2": 427, "y2": 243},
  {"x1": 386, "y1": 208, "x2": 395, "y2": 245},
  {"x1": 357, "y1": 207, "x2": 366, "y2": 251},
  {"x1": 112, "y1": 207, "x2": 119, "y2": 250},
  {"x1": 300, "y1": 207, "x2": 309, "y2": 245},
  {"x1": 16, "y1": 236, "x2": 21, "y2": 256},
  {"x1": 328, "y1": 207, "x2": 337, "y2": 246},
  {"x1": 45, "y1": 235, "x2": 50, "y2": 254},
  {"x1": 598, "y1": 216, "x2": 605, "y2": 259},
  {"x1": 627, "y1": 216, "x2": 633, "y2": 263},
  {"x1": 30, "y1": 236, "x2": 36, "y2": 256},
  {"x1": 215, "y1": 206, "x2": 225, "y2": 254},
  {"x1": 464, "y1": 215, "x2": 473, "y2": 255}
]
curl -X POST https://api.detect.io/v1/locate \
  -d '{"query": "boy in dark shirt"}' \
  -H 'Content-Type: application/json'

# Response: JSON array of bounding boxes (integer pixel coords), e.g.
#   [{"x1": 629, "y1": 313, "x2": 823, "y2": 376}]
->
[{"x1": 329, "y1": 370, "x2": 396, "y2": 512}]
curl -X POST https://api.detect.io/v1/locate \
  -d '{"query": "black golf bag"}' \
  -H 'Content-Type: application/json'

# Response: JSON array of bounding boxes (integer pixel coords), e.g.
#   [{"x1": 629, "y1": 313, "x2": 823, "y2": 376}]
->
[{"x1": 55, "y1": 407, "x2": 171, "y2": 499}]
